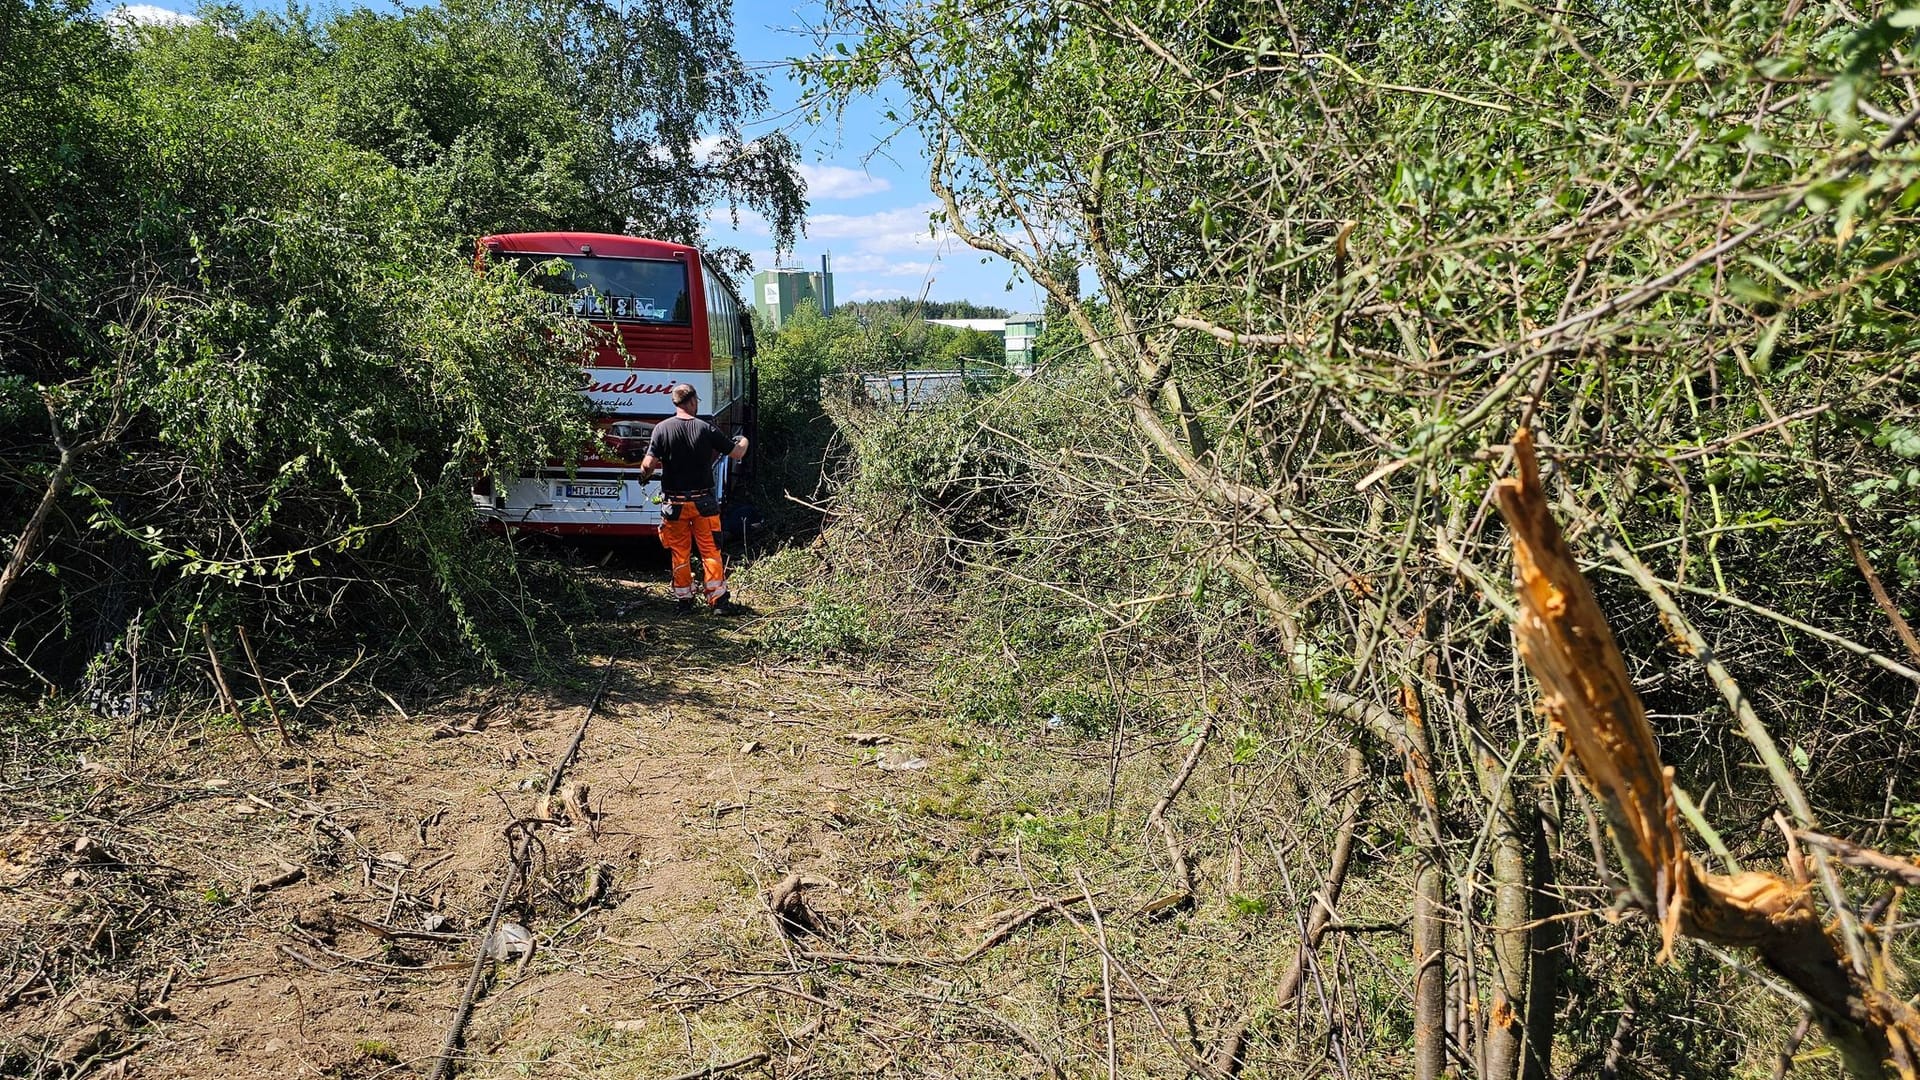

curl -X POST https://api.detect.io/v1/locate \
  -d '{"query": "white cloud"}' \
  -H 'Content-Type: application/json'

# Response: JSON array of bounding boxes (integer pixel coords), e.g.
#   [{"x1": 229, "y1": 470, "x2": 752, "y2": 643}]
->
[
  {"x1": 818, "y1": 251, "x2": 937, "y2": 277},
  {"x1": 735, "y1": 249, "x2": 930, "y2": 281},
  {"x1": 846, "y1": 285, "x2": 939, "y2": 302},
  {"x1": 798, "y1": 163, "x2": 891, "y2": 200},
  {"x1": 806, "y1": 202, "x2": 953, "y2": 255},
  {"x1": 709, "y1": 202, "x2": 955, "y2": 268},
  {"x1": 708, "y1": 199, "x2": 991, "y2": 305},
  {"x1": 106, "y1": 4, "x2": 199, "y2": 28}
]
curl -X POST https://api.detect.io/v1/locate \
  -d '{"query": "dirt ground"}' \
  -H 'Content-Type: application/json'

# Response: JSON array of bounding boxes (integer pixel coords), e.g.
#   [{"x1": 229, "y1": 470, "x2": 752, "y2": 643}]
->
[
  {"x1": 2, "y1": 553, "x2": 1355, "y2": 1080},
  {"x1": 0, "y1": 561, "x2": 997, "y2": 1079}
]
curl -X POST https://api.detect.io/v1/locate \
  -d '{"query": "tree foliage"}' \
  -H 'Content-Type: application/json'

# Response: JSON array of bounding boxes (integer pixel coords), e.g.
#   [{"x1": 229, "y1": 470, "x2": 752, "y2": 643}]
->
[
  {"x1": 754, "y1": 301, "x2": 881, "y2": 444},
  {"x1": 0, "y1": 0, "x2": 801, "y2": 693},
  {"x1": 839, "y1": 297, "x2": 1012, "y2": 321}
]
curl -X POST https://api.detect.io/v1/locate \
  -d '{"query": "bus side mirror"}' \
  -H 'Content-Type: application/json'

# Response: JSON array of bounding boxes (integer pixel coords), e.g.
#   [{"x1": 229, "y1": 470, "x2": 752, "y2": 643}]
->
[{"x1": 738, "y1": 313, "x2": 757, "y2": 359}]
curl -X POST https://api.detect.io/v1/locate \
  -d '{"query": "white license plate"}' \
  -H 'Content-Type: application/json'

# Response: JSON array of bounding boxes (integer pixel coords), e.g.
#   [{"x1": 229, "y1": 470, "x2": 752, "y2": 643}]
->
[{"x1": 562, "y1": 481, "x2": 623, "y2": 499}]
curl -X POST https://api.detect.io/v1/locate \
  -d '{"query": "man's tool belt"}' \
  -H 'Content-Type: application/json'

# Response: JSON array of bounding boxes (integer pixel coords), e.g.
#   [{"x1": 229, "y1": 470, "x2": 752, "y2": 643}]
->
[{"x1": 662, "y1": 489, "x2": 721, "y2": 519}]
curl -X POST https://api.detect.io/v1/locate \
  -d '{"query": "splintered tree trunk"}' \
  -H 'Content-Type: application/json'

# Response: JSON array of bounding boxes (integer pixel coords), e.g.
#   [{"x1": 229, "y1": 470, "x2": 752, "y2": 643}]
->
[{"x1": 1495, "y1": 427, "x2": 1920, "y2": 1079}]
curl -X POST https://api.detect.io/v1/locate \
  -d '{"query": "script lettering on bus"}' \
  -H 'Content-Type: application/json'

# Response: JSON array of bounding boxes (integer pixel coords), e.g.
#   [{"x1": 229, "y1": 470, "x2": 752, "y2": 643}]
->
[{"x1": 582, "y1": 373, "x2": 676, "y2": 395}]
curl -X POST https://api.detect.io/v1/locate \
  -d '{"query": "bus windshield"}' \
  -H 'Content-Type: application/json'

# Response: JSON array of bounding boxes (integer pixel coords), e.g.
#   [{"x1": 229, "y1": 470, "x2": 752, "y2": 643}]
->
[{"x1": 513, "y1": 254, "x2": 692, "y2": 325}]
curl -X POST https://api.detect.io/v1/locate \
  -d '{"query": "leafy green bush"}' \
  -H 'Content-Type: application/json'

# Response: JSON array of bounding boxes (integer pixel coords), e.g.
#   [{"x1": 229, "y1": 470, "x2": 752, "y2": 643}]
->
[
  {"x1": 0, "y1": 0, "x2": 802, "y2": 693},
  {"x1": 752, "y1": 302, "x2": 882, "y2": 445}
]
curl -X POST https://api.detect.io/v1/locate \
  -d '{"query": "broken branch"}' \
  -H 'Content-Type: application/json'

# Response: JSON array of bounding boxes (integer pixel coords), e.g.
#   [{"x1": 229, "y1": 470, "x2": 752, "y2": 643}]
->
[{"x1": 1494, "y1": 427, "x2": 1920, "y2": 1079}]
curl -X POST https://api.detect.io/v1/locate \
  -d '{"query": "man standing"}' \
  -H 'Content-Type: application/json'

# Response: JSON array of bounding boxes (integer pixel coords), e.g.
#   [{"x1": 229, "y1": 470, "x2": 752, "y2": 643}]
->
[{"x1": 639, "y1": 384, "x2": 749, "y2": 614}]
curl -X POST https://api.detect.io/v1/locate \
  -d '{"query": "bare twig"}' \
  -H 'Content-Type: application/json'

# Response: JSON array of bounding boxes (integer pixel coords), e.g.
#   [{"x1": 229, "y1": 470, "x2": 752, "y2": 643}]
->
[
  {"x1": 1797, "y1": 832, "x2": 1920, "y2": 888},
  {"x1": 202, "y1": 625, "x2": 269, "y2": 762},
  {"x1": 427, "y1": 657, "x2": 617, "y2": 1080},
  {"x1": 656, "y1": 1051, "x2": 770, "y2": 1080},
  {"x1": 235, "y1": 624, "x2": 292, "y2": 747}
]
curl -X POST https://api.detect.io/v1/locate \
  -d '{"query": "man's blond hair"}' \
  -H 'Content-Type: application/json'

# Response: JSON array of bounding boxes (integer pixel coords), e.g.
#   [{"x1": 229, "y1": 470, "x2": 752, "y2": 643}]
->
[{"x1": 670, "y1": 383, "x2": 697, "y2": 407}]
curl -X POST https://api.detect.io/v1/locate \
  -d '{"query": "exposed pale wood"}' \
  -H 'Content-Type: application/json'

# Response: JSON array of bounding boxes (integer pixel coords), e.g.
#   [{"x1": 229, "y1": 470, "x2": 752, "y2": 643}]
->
[{"x1": 1495, "y1": 427, "x2": 1920, "y2": 1079}]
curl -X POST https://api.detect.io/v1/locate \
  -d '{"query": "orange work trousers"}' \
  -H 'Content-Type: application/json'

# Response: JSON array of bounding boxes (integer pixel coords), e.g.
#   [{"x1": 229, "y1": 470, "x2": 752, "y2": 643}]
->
[{"x1": 659, "y1": 504, "x2": 726, "y2": 604}]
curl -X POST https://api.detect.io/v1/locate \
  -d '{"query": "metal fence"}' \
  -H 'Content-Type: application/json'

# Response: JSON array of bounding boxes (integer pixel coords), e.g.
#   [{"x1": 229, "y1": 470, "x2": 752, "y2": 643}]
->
[
  {"x1": 858, "y1": 369, "x2": 968, "y2": 410},
  {"x1": 828, "y1": 359, "x2": 1022, "y2": 413}
]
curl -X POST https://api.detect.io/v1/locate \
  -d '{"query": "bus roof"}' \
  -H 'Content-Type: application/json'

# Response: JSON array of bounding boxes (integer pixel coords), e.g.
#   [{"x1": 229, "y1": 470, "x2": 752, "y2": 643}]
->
[{"x1": 479, "y1": 232, "x2": 699, "y2": 260}]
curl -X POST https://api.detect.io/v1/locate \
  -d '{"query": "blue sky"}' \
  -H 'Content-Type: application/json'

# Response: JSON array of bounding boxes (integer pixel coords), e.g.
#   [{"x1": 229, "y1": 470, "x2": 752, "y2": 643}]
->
[
  {"x1": 106, "y1": 1, "x2": 1040, "y2": 309},
  {"x1": 722, "y1": 6, "x2": 1036, "y2": 308}
]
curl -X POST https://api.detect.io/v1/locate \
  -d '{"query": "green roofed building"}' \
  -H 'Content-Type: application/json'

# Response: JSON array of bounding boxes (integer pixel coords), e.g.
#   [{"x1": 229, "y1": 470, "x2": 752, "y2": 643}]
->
[{"x1": 752, "y1": 256, "x2": 835, "y2": 330}]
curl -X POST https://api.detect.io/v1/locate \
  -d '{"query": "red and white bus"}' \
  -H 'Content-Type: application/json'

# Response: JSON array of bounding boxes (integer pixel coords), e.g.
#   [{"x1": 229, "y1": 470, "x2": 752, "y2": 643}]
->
[{"x1": 472, "y1": 232, "x2": 755, "y2": 537}]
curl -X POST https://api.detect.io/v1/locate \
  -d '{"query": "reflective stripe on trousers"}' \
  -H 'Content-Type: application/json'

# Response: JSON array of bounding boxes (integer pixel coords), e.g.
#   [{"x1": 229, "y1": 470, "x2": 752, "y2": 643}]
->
[{"x1": 659, "y1": 504, "x2": 725, "y2": 603}]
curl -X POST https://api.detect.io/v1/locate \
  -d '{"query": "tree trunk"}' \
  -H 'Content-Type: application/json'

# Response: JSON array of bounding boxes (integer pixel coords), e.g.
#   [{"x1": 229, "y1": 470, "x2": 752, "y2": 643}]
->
[
  {"x1": 1480, "y1": 768, "x2": 1530, "y2": 1080},
  {"x1": 1522, "y1": 797, "x2": 1562, "y2": 1080},
  {"x1": 1404, "y1": 684, "x2": 1448, "y2": 1080},
  {"x1": 1413, "y1": 853, "x2": 1448, "y2": 1080}
]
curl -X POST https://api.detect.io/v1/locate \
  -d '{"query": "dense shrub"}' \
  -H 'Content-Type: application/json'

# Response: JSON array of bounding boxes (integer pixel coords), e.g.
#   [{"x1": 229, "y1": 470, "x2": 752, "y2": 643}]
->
[{"x1": 0, "y1": 0, "x2": 802, "y2": 695}]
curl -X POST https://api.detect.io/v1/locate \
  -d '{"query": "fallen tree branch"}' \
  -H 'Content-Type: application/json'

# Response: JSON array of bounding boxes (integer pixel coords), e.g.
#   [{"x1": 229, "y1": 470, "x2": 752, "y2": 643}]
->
[
  {"x1": 956, "y1": 899, "x2": 1067, "y2": 963},
  {"x1": 202, "y1": 626, "x2": 269, "y2": 763},
  {"x1": 793, "y1": 949, "x2": 929, "y2": 968},
  {"x1": 1213, "y1": 746, "x2": 1370, "y2": 1077},
  {"x1": 427, "y1": 657, "x2": 616, "y2": 1080},
  {"x1": 235, "y1": 624, "x2": 292, "y2": 747},
  {"x1": 1143, "y1": 715, "x2": 1211, "y2": 908},
  {"x1": 657, "y1": 1051, "x2": 769, "y2": 1080}
]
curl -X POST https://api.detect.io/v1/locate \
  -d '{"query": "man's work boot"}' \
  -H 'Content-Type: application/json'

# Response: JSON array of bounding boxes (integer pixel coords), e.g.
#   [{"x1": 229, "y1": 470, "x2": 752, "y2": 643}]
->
[
  {"x1": 711, "y1": 592, "x2": 737, "y2": 616},
  {"x1": 676, "y1": 598, "x2": 695, "y2": 616}
]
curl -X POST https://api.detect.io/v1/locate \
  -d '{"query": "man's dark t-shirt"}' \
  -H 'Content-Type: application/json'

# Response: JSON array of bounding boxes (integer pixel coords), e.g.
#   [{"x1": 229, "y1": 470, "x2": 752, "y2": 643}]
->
[{"x1": 646, "y1": 415, "x2": 733, "y2": 496}]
